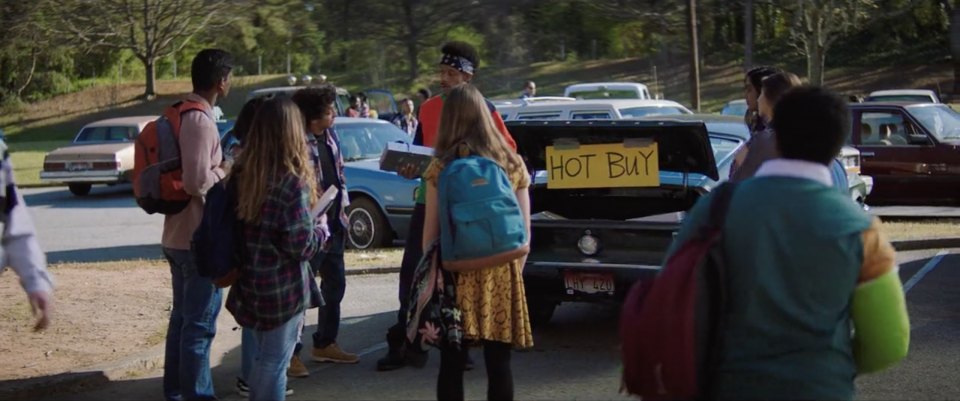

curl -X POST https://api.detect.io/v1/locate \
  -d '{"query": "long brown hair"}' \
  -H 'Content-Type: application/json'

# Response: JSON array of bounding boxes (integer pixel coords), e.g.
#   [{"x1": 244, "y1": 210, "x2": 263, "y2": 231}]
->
[
  {"x1": 233, "y1": 97, "x2": 318, "y2": 223},
  {"x1": 434, "y1": 84, "x2": 522, "y2": 173}
]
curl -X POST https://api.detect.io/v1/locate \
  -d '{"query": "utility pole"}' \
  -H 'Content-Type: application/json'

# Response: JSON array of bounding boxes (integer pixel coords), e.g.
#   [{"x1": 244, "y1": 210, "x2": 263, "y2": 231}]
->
[
  {"x1": 744, "y1": 0, "x2": 754, "y2": 70},
  {"x1": 687, "y1": 0, "x2": 701, "y2": 112}
]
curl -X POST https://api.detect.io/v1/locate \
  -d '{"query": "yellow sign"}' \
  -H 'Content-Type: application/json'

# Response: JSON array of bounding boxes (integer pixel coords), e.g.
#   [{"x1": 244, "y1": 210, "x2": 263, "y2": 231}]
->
[{"x1": 545, "y1": 142, "x2": 660, "y2": 189}]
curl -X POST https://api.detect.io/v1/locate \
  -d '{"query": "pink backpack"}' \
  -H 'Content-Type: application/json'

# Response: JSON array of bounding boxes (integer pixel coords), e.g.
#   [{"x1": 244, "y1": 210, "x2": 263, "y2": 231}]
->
[{"x1": 620, "y1": 183, "x2": 737, "y2": 400}]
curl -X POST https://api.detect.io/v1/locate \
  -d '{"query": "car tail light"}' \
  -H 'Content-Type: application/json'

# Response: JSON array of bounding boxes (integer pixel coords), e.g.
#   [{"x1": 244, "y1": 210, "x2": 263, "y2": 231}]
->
[
  {"x1": 92, "y1": 160, "x2": 120, "y2": 170},
  {"x1": 43, "y1": 162, "x2": 65, "y2": 172}
]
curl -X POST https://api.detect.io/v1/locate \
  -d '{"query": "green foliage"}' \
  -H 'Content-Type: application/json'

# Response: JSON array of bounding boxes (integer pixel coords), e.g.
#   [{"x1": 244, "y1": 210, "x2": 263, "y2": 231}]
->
[{"x1": 608, "y1": 21, "x2": 664, "y2": 59}]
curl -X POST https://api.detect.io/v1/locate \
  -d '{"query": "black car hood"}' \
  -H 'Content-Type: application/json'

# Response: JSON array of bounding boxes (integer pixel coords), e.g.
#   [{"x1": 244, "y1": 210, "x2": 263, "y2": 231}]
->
[{"x1": 507, "y1": 120, "x2": 719, "y2": 180}]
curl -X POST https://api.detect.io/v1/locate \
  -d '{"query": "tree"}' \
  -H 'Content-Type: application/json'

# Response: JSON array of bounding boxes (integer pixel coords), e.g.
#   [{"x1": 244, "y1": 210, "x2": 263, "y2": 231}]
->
[
  {"x1": 785, "y1": 0, "x2": 878, "y2": 86},
  {"x1": 688, "y1": 0, "x2": 702, "y2": 111},
  {"x1": 42, "y1": 0, "x2": 235, "y2": 99},
  {"x1": 943, "y1": 0, "x2": 959, "y2": 94},
  {"x1": 744, "y1": 0, "x2": 754, "y2": 69}
]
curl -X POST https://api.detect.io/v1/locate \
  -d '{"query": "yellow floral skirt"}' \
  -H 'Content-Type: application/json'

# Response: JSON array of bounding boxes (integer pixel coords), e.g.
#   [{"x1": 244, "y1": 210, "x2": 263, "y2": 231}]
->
[{"x1": 454, "y1": 259, "x2": 534, "y2": 349}]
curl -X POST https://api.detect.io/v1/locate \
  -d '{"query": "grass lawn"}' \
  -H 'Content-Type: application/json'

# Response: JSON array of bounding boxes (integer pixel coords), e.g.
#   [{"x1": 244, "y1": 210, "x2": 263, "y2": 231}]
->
[{"x1": 879, "y1": 218, "x2": 960, "y2": 241}]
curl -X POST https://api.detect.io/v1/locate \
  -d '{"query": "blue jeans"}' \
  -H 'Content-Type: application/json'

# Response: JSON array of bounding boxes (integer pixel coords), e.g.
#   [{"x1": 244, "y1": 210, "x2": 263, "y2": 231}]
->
[
  {"x1": 250, "y1": 314, "x2": 302, "y2": 401},
  {"x1": 241, "y1": 327, "x2": 256, "y2": 382},
  {"x1": 311, "y1": 229, "x2": 346, "y2": 348},
  {"x1": 162, "y1": 248, "x2": 222, "y2": 401}
]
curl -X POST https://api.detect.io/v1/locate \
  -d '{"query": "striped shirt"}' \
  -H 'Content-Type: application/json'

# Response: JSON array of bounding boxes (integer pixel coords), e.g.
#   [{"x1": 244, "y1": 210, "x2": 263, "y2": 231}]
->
[{"x1": 226, "y1": 172, "x2": 327, "y2": 331}]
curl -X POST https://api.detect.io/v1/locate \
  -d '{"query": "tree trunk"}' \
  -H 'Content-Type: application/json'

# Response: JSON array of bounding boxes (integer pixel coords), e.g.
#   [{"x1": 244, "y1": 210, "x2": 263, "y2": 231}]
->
[
  {"x1": 950, "y1": 2, "x2": 960, "y2": 94},
  {"x1": 144, "y1": 57, "x2": 157, "y2": 100},
  {"x1": 687, "y1": 0, "x2": 701, "y2": 111},
  {"x1": 401, "y1": 1, "x2": 419, "y2": 82},
  {"x1": 744, "y1": 0, "x2": 754, "y2": 69},
  {"x1": 807, "y1": 41, "x2": 826, "y2": 87},
  {"x1": 15, "y1": 50, "x2": 38, "y2": 98}
]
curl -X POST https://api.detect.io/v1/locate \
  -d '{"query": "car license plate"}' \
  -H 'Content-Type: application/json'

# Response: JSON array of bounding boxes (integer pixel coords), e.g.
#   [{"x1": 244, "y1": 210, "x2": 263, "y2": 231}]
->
[
  {"x1": 563, "y1": 271, "x2": 615, "y2": 295},
  {"x1": 545, "y1": 142, "x2": 660, "y2": 189},
  {"x1": 66, "y1": 162, "x2": 92, "y2": 171}
]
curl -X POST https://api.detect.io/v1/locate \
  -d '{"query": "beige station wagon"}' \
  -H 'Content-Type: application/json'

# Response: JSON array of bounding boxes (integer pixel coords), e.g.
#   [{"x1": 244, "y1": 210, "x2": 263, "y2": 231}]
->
[{"x1": 40, "y1": 116, "x2": 156, "y2": 196}]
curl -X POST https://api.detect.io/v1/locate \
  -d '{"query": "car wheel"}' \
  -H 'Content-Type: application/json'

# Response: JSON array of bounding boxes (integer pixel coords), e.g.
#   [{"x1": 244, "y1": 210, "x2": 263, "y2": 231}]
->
[
  {"x1": 346, "y1": 197, "x2": 389, "y2": 250},
  {"x1": 68, "y1": 183, "x2": 92, "y2": 196}
]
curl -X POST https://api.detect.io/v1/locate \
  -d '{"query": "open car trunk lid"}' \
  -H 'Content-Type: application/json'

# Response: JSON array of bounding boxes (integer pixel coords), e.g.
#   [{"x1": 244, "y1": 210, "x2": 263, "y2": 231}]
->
[{"x1": 508, "y1": 120, "x2": 717, "y2": 221}]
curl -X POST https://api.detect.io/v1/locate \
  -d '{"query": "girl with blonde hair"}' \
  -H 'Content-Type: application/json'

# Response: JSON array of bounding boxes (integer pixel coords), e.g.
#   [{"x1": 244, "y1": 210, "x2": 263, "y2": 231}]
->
[
  {"x1": 225, "y1": 97, "x2": 328, "y2": 401},
  {"x1": 422, "y1": 84, "x2": 532, "y2": 401}
]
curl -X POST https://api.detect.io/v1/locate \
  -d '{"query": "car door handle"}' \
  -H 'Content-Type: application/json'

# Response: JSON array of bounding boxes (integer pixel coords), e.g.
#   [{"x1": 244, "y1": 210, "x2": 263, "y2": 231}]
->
[{"x1": 861, "y1": 151, "x2": 875, "y2": 157}]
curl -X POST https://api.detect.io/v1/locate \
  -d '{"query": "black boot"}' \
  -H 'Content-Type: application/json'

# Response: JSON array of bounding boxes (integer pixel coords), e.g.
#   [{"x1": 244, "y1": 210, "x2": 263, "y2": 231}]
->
[{"x1": 377, "y1": 324, "x2": 409, "y2": 371}]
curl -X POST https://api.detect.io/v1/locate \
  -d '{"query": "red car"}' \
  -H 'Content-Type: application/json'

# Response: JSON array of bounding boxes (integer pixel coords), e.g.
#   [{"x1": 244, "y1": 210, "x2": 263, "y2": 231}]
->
[{"x1": 848, "y1": 102, "x2": 960, "y2": 205}]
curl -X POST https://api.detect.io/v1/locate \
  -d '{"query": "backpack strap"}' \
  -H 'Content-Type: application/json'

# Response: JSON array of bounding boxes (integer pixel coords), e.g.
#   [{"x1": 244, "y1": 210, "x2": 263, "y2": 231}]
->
[{"x1": 704, "y1": 182, "x2": 739, "y2": 231}]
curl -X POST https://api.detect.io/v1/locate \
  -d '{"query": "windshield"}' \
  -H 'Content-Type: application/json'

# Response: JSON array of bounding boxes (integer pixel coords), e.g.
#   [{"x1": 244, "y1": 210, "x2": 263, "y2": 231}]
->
[
  {"x1": 74, "y1": 126, "x2": 139, "y2": 142},
  {"x1": 619, "y1": 106, "x2": 688, "y2": 118},
  {"x1": 335, "y1": 122, "x2": 410, "y2": 161},
  {"x1": 908, "y1": 104, "x2": 960, "y2": 140},
  {"x1": 568, "y1": 89, "x2": 640, "y2": 99}
]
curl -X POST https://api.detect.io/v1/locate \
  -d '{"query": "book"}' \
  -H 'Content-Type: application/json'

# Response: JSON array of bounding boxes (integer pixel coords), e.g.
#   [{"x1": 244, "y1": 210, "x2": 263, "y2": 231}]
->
[
  {"x1": 311, "y1": 186, "x2": 339, "y2": 219},
  {"x1": 379, "y1": 141, "x2": 434, "y2": 176}
]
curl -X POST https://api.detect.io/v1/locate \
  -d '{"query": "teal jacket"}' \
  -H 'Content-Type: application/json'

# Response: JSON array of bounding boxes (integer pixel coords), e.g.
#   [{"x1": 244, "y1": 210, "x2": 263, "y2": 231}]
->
[{"x1": 668, "y1": 177, "x2": 872, "y2": 400}]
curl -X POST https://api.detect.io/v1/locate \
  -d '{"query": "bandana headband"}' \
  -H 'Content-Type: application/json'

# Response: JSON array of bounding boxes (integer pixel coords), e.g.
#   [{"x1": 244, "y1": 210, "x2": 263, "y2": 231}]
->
[{"x1": 440, "y1": 53, "x2": 474, "y2": 75}]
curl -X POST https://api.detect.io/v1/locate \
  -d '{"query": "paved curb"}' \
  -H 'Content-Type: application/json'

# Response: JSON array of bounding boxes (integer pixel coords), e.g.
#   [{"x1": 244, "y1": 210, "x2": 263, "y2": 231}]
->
[
  {"x1": 0, "y1": 265, "x2": 401, "y2": 401},
  {"x1": 890, "y1": 237, "x2": 960, "y2": 251}
]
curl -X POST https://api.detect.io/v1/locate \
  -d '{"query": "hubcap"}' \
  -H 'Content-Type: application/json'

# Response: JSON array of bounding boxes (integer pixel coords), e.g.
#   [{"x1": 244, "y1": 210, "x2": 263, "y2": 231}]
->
[{"x1": 348, "y1": 208, "x2": 375, "y2": 249}]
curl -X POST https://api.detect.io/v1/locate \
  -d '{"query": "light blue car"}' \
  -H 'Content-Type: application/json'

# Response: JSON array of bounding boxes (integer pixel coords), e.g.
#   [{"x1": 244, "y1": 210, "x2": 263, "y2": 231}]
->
[{"x1": 222, "y1": 117, "x2": 418, "y2": 249}]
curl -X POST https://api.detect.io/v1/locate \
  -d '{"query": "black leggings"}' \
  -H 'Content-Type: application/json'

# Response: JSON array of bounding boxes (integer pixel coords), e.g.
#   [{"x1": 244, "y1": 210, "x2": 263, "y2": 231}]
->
[{"x1": 437, "y1": 340, "x2": 513, "y2": 401}]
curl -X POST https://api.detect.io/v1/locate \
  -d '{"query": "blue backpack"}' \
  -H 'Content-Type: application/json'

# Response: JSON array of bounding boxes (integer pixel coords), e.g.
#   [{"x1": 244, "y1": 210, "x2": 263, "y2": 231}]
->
[
  {"x1": 192, "y1": 178, "x2": 243, "y2": 288},
  {"x1": 438, "y1": 155, "x2": 529, "y2": 271}
]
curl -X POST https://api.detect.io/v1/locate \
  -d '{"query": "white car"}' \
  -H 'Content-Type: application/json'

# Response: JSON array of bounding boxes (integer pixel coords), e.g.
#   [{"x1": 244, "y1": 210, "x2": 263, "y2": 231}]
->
[
  {"x1": 40, "y1": 116, "x2": 157, "y2": 196},
  {"x1": 496, "y1": 99, "x2": 692, "y2": 121},
  {"x1": 563, "y1": 82, "x2": 652, "y2": 100},
  {"x1": 864, "y1": 89, "x2": 940, "y2": 103}
]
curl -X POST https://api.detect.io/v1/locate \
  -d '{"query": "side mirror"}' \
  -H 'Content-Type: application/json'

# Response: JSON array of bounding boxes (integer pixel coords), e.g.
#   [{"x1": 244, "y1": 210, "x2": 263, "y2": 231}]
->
[{"x1": 908, "y1": 134, "x2": 932, "y2": 145}]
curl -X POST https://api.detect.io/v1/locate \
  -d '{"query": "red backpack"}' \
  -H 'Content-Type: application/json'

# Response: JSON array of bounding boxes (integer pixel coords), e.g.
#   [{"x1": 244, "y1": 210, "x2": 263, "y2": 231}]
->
[
  {"x1": 133, "y1": 100, "x2": 207, "y2": 215},
  {"x1": 620, "y1": 183, "x2": 737, "y2": 400}
]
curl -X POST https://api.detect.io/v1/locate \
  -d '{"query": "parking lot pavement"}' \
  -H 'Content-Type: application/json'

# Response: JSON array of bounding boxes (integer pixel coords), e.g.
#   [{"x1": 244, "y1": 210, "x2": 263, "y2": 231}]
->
[{"x1": 856, "y1": 248, "x2": 960, "y2": 400}]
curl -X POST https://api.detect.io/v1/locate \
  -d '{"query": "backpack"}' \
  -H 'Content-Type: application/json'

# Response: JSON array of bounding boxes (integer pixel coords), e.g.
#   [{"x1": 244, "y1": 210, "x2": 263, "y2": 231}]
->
[
  {"x1": 437, "y1": 155, "x2": 528, "y2": 272},
  {"x1": 619, "y1": 183, "x2": 737, "y2": 400},
  {"x1": 192, "y1": 178, "x2": 243, "y2": 288},
  {"x1": 133, "y1": 100, "x2": 207, "y2": 215}
]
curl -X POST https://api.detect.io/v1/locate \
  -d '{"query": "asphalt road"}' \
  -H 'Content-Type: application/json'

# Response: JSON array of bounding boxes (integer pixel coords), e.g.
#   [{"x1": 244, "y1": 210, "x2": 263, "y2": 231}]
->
[{"x1": 27, "y1": 247, "x2": 960, "y2": 401}]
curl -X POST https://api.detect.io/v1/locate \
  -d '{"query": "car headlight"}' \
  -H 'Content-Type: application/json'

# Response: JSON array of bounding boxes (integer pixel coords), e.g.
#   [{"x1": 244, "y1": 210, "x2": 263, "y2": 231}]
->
[{"x1": 577, "y1": 230, "x2": 600, "y2": 256}]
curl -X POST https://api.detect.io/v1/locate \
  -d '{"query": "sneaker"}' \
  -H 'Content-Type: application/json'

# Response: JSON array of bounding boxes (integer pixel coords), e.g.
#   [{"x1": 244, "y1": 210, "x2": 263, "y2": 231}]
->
[
  {"x1": 236, "y1": 378, "x2": 294, "y2": 396},
  {"x1": 311, "y1": 343, "x2": 360, "y2": 364},
  {"x1": 287, "y1": 354, "x2": 310, "y2": 378}
]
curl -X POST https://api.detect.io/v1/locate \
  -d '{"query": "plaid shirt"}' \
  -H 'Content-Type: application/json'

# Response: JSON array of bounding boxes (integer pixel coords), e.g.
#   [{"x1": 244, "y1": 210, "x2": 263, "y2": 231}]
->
[
  {"x1": 226, "y1": 172, "x2": 327, "y2": 331},
  {"x1": 307, "y1": 128, "x2": 350, "y2": 230}
]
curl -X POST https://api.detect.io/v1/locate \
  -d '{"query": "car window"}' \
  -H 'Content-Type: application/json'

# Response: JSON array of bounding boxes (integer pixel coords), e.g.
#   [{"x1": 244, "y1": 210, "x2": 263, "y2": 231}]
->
[
  {"x1": 908, "y1": 104, "x2": 960, "y2": 140},
  {"x1": 335, "y1": 122, "x2": 410, "y2": 161},
  {"x1": 709, "y1": 136, "x2": 740, "y2": 161},
  {"x1": 516, "y1": 112, "x2": 562, "y2": 120},
  {"x1": 567, "y1": 90, "x2": 640, "y2": 100},
  {"x1": 75, "y1": 126, "x2": 138, "y2": 142},
  {"x1": 858, "y1": 111, "x2": 921, "y2": 146},
  {"x1": 720, "y1": 102, "x2": 747, "y2": 116},
  {"x1": 865, "y1": 95, "x2": 935, "y2": 103},
  {"x1": 570, "y1": 111, "x2": 612, "y2": 119},
  {"x1": 618, "y1": 106, "x2": 687, "y2": 118}
]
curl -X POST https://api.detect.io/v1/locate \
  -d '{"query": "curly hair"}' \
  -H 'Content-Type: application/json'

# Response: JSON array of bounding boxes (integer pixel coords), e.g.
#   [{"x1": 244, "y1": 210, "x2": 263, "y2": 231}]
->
[
  {"x1": 291, "y1": 83, "x2": 338, "y2": 124},
  {"x1": 441, "y1": 41, "x2": 480, "y2": 70}
]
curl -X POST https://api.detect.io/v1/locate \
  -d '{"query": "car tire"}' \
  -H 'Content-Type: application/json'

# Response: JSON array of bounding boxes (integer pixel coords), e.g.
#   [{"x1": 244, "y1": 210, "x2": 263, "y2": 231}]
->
[
  {"x1": 68, "y1": 183, "x2": 92, "y2": 196},
  {"x1": 346, "y1": 197, "x2": 389, "y2": 250}
]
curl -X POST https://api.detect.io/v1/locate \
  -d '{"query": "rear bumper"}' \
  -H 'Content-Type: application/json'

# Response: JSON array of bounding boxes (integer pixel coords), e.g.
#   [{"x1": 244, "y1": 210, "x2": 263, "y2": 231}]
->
[
  {"x1": 40, "y1": 170, "x2": 124, "y2": 183},
  {"x1": 523, "y1": 259, "x2": 661, "y2": 303}
]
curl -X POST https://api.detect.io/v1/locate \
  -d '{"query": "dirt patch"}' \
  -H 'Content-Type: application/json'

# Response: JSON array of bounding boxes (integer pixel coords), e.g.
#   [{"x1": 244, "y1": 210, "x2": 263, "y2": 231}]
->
[
  {"x1": 0, "y1": 259, "x2": 171, "y2": 381},
  {"x1": 0, "y1": 248, "x2": 403, "y2": 381}
]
